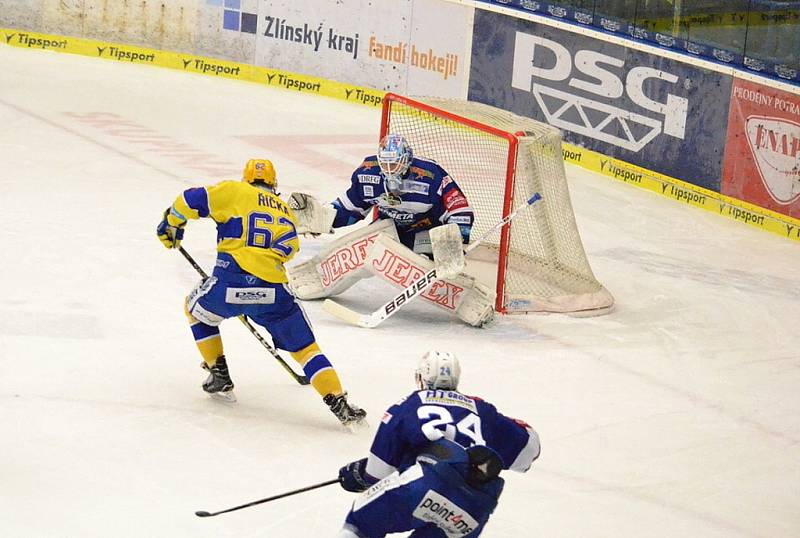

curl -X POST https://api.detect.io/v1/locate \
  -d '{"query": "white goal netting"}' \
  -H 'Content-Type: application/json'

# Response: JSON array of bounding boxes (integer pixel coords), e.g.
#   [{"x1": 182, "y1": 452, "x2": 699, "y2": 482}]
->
[{"x1": 383, "y1": 95, "x2": 614, "y2": 314}]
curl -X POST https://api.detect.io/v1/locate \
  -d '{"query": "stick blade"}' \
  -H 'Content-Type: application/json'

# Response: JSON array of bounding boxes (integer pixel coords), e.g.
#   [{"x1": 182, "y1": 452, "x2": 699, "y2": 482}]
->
[
  {"x1": 195, "y1": 511, "x2": 212, "y2": 517},
  {"x1": 322, "y1": 299, "x2": 378, "y2": 328}
]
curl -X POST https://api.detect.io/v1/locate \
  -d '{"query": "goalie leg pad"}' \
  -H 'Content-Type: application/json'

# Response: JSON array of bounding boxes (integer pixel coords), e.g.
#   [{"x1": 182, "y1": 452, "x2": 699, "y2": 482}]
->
[
  {"x1": 285, "y1": 257, "x2": 330, "y2": 300},
  {"x1": 287, "y1": 220, "x2": 399, "y2": 300},
  {"x1": 365, "y1": 234, "x2": 495, "y2": 327},
  {"x1": 456, "y1": 279, "x2": 495, "y2": 327}
]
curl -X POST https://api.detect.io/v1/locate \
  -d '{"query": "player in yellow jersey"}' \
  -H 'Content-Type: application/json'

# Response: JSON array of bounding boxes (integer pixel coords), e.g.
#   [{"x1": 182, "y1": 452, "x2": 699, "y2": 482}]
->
[{"x1": 156, "y1": 159, "x2": 366, "y2": 425}]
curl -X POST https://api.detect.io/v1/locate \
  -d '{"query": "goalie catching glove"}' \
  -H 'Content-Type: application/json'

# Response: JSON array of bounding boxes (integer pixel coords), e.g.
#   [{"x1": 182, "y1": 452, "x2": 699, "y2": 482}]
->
[
  {"x1": 289, "y1": 192, "x2": 336, "y2": 236},
  {"x1": 156, "y1": 207, "x2": 186, "y2": 249}
]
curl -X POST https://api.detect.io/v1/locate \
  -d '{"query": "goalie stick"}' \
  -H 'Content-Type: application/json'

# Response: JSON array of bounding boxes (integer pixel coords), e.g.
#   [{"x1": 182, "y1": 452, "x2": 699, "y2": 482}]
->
[
  {"x1": 178, "y1": 247, "x2": 310, "y2": 386},
  {"x1": 322, "y1": 193, "x2": 542, "y2": 328}
]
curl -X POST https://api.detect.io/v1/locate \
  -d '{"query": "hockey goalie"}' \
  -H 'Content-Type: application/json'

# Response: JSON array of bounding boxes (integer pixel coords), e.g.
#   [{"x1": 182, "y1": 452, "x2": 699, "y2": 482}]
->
[{"x1": 286, "y1": 133, "x2": 496, "y2": 327}]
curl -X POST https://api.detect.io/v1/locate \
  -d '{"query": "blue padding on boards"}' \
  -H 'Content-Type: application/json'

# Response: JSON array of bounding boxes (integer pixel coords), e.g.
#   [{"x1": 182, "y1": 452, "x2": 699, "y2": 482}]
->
[{"x1": 468, "y1": 9, "x2": 733, "y2": 192}]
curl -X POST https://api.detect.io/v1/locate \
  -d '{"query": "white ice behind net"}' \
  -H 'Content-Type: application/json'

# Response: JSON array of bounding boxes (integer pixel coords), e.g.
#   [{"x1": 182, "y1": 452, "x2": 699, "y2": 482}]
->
[{"x1": 385, "y1": 97, "x2": 614, "y2": 314}]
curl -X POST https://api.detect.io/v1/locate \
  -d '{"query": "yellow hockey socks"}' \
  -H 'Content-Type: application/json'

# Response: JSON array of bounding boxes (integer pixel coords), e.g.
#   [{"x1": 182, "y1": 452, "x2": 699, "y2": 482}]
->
[
  {"x1": 290, "y1": 342, "x2": 343, "y2": 397},
  {"x1": 190, "y1": 319, "x2": 224, "y2": 367}
]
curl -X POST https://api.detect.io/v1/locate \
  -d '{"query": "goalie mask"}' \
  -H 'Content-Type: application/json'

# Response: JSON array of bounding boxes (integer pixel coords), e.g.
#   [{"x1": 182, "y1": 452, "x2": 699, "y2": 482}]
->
[
  {"x1": 243, "y1": 159, "x2": 277, "y2": 190},
  {"x1": 377, "y1": 134, "x2": 413, "y2": 194},
  {"x1": 415, "y1": 350, "x2": 461, "y2": 391}
]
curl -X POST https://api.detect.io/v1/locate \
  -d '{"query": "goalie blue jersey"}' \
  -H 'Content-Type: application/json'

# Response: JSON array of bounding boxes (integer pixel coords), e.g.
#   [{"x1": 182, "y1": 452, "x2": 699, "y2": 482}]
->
[
  {"x1": 332, "y1": 156, "x2": 475, "y2": 249},
  {"x1": 363, "y1": 389, "x2": 541, "y2": 482}
]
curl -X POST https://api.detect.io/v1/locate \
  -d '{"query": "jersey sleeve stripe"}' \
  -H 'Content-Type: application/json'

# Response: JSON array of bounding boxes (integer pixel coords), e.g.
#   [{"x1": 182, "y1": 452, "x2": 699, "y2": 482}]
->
[
  {"x1": 169, "y1": 206, "x2": 187, "y2": 223},
  {"x1": 365, "y1": 452, "x2": 398, "y2": 480},
  {"x1": 441, "y1": 207, "x2": 474, "y2": 221},
  {"x1": 394, "y1": 200, "x2": 433, "y2": 212},
  {"x1": 183, "y1": 187, "x2": 210, "y2": 217},
  {"x1": 338, "y1": 193, "x2": 371, "y2": 215},
  {"x1": 217, "y1": 217, "x2": 243, "y2": 240},
  {"x1": 509, "y1": 427, "x2": 541, "y2": 473}
]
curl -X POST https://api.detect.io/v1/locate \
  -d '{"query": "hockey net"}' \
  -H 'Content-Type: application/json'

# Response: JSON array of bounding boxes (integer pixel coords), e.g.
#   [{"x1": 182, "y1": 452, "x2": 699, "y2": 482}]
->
[{"x1": 380, "y1": 93, "x2": 614, "y2": 315}]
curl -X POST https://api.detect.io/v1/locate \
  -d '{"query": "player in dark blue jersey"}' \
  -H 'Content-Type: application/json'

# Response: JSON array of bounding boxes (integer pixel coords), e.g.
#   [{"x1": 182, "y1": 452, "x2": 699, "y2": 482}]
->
[
  {"x1": 336, "y1": 351, "x2": 541, "y2": 537},
  {"x1": 331, "y1": 134, "x2": 474, "y2": 251},
  {"x1": 289, "y1": 133, "x2": 474, "y2": 251},
  {"x1": 286, "y1": 136, "x2": 495, "y2": 327}
]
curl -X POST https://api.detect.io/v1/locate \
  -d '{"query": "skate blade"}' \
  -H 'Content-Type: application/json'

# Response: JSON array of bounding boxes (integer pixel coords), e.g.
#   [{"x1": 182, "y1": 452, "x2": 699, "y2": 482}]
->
[
  {"x1": 343, "y1": 418, "x2": 369, "y2": 433},
  {"x1": 209, "y1": 390, "x2": 237, "y2": 404}
]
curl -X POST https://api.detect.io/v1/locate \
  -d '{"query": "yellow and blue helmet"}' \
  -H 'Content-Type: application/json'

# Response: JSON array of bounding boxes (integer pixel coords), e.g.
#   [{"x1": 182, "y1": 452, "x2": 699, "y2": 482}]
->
[{"x1": 243, "y1": 159, "x2": 277, "y2": 189}]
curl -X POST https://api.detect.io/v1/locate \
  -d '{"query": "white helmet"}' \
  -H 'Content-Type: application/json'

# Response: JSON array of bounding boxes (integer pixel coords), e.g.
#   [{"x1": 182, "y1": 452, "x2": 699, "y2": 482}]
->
[{"x1": 415, "y1": 351, "x2": 461, "y2": 391}]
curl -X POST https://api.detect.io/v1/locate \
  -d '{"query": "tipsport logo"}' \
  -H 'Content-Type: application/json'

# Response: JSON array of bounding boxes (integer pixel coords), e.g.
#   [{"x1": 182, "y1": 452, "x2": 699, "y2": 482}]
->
[
  {"x1": 344, "y1": 87, "x2": 383, "y2": 106},
  {"x1": 4, "y1": 32, "x2": 67, "y2": 50},
  {"x1": 512, "y1": 32, "x2": 689, "y2": 153},
  {"x1": 96, "y1": 46, "x2": 155, "y2": 63},
  {"x1": 206, "y1": 0, "x2": 258, "y2": 34},
  {"x1": 265, "y1": 72, "x2": 322, "y2": 93},
  {"x1": 181, "y1": 58, "x2": 242, "y2": 77}
]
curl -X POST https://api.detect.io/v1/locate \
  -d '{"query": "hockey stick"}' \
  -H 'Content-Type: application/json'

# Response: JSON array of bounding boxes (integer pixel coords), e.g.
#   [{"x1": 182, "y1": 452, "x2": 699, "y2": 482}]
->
[
  {"x1": 323, "y1": 193, "x2": 543, "y2": 328},
  {"x1": 195, "y1": 478, "x2": 340, "y2": 517},
  {"x1": 178, "y1": 246, "x2": 310, "y2": 386}
]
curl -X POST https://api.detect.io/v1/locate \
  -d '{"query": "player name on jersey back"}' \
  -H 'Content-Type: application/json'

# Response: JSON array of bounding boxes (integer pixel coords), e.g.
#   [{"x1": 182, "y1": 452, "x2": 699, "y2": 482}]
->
[{"x1": 417, "y1": 390, "x2": 477, "y2": 413}]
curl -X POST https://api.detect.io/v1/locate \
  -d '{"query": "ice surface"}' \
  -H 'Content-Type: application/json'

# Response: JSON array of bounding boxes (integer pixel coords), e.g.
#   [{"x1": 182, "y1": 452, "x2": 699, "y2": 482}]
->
[{"x1": 1, "y1": 45, "x2": 799, "y2": 538}]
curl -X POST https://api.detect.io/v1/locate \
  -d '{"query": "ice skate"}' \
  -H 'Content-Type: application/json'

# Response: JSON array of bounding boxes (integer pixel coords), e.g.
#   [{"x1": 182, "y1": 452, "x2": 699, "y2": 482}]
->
[
  {"x1": 324, "y1": 392, "x2": 367, "y2": 428},
  {"x1": 202, "y1": 356, "x2": 236, "y2": 403}
]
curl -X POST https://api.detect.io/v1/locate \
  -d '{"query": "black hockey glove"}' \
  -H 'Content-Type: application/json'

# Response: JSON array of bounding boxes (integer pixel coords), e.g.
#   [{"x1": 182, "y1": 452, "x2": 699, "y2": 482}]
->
[
  {"x1": 466, "y1": 445, "x2": 503, "y2": 488},
  {"x1": 338, "y1": 458, "x2": 370, "y2": 492}
]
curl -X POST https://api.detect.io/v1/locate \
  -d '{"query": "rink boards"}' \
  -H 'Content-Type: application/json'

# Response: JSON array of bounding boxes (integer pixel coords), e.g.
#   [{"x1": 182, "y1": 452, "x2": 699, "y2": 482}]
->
[{"x1": 1, "y1": 0, "x2": 799, "y2": 241}]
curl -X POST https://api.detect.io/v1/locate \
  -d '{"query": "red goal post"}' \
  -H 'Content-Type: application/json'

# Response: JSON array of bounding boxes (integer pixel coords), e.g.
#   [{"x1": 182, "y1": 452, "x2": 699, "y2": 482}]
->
[{"x1": 380, "y1": 93, "x2": 614, "y2": 315}]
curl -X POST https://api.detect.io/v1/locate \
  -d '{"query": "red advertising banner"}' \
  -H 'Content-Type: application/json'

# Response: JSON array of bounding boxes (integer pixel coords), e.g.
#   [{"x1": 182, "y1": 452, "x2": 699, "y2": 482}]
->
[{"x1": 722, "y1": 79, "x2": 800, "y2": 218}]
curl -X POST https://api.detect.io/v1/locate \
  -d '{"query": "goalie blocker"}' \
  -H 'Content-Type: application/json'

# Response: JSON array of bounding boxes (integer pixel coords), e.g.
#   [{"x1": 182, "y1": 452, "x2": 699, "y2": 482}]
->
[{"x1": 286, "y1": 219, "x2": 495, "y2": 327}]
